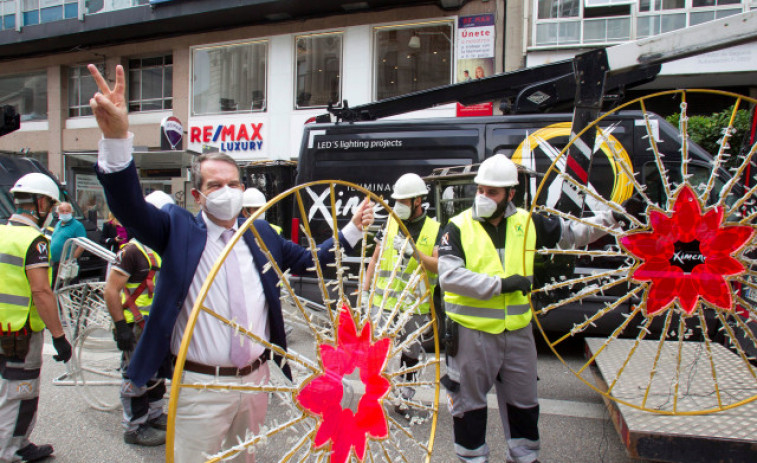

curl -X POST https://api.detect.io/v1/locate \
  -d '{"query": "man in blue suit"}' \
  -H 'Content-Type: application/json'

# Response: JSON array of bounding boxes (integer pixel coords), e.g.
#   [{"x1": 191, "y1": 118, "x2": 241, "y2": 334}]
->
[{"x1": 88, "y1": 64, "x2": 374, "y2": 462}]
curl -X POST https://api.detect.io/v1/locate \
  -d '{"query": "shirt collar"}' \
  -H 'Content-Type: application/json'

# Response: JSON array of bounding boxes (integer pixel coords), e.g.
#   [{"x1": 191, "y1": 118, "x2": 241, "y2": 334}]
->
[
  {"x1": 202, "y1": 211, "x2": 238, "y2": 242},
  {"x1": 9, "y1": 213, "x2": 42, "y2": 231}
]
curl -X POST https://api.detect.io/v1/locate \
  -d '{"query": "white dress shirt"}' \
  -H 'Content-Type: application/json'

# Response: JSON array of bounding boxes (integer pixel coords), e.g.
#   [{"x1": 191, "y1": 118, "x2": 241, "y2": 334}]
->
[{"x1": 172, "y1": 212, "x2": 268, "y2": 365}]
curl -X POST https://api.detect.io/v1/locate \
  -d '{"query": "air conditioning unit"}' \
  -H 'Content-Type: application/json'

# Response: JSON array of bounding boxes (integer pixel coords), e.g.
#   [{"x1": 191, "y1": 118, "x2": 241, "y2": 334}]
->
[{"x1": 439, "y1": 0, "x2": 465, "y2": 10}]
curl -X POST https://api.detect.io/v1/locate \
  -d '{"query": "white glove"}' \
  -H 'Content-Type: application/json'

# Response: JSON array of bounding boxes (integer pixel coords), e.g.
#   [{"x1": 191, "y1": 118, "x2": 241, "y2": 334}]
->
[
  {"x1": 58, "y1": 261, "x2": 79, "y2": 281},
  {"x1": 393, "y1": 235, "x2": 405, "y2": 252},
  {"x1": 361, "y1": 290, "x2": 370, "y2": 307},
  {"x1": 393, "y1": 235, "x2": 414, "y2": 258}
]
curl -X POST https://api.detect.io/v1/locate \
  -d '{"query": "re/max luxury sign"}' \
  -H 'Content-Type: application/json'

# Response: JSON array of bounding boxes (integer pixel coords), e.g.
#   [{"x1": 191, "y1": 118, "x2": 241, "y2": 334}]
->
[{"x1": 188, "y1": 121, "x2": 265, "y2": 153}]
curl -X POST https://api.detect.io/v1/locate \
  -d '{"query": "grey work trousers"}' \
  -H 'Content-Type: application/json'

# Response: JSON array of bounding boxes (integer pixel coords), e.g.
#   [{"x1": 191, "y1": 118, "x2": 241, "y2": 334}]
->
[
  {"x1": 445, "y1": 323, "x2": 540, "y2": 463},
  {"x1": 0, "y1": 331, "x2": 44, "y2": 463},
  {"x1": 120, "y1": 322, "x2": 166, "y2": 432}
]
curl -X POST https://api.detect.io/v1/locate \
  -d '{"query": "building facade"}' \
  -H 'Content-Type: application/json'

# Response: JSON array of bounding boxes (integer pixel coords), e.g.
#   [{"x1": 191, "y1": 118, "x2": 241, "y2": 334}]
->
[{"x1": 0, "y1": 0, "x2": 754, "y2": 218}]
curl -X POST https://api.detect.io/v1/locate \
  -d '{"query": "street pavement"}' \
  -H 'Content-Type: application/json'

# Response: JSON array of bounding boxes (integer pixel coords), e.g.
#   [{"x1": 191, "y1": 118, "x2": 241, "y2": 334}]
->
[{"x1": 29, "y1": 336, "x2": 639, "y2": 462}]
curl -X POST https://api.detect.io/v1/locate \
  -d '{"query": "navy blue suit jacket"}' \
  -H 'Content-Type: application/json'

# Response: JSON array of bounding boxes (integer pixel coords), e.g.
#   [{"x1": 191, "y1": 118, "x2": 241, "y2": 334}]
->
[{"x1": 97, "y1": 162, "x2": 350, "y2": 386}]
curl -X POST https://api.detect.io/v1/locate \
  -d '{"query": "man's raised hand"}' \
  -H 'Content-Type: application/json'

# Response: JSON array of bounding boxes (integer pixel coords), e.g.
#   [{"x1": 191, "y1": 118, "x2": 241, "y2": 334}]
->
[{"x1": 88, "y1": 64, "x2": 129, "y2": 139}]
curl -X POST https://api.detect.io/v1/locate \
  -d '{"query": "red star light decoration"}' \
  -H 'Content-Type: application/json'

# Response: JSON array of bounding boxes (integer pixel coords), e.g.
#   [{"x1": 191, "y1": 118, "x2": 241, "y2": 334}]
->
[
  {"x1": 620, "y1": 185, "x2": 754, "y2": 316},
  {"x1": 296, "y1": 306, "x2": 391, "y2": 463}
]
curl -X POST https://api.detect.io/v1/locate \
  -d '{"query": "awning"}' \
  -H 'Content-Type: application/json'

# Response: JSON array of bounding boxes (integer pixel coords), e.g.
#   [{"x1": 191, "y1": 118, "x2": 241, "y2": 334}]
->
[{"x1": 64, "y1": 150, "x2": 195, "y2": 170}]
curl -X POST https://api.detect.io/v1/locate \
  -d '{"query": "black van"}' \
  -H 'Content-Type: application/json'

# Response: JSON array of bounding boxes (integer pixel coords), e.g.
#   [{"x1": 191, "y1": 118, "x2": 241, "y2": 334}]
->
[
  {"x1": 293, "y1": 110, "x2": 739, "y2": 336},
  {"x1": 0, "y1": 154, "x2": 104, "y2": 281}
]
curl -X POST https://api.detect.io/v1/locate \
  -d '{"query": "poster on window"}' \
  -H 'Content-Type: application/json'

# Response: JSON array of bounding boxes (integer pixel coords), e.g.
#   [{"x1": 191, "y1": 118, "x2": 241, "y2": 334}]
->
[
  {"x1": 74, "y1": 173, "x2": 108, "y2": 228},
  {"x1": 456, "y1": 13, "x2": 495, "y2": 117}
]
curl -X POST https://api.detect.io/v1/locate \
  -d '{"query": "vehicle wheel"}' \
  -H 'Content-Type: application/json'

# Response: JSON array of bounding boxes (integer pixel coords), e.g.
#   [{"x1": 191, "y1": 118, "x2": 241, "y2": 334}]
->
[
  {"x1": 71, "y1": 324, "x2": 122, "y2": 412},
  {"x1": 527, "y1": 89, "x2": 757, "y2": 414},
  {"x1": 167, "y1": 181, "x2": 441, "y2": 463}
]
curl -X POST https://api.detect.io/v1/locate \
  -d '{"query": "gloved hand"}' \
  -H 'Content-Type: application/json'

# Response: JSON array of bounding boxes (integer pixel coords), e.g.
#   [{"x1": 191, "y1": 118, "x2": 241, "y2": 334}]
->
[
  {"x1": 52, "y1": 335, "x2": 72, "y2": 363},
  {"x1": 613, "y1": 194, "x2": 645, "y2": 229},
  {"x1": 393, "y1": 235, "x2": 414, "y2": 258},
  {"x1": 612, "y1": 210, "x2": 631, "y2": 229},
  {"x1": 114, "y1": 320, "x2": 136, "y2": 351},
  {"x1": 361, "y1": 290, "x2": 370, "y2": 307},
  {"x1": 501, "y1": 275, "x2": 531, "y2": 296}
]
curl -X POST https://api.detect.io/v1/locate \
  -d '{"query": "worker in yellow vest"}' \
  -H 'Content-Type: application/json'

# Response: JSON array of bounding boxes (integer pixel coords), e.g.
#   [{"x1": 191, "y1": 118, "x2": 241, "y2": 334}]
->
[
  {"x1": 104, "y1": 191, "x2": 174, "y2": 447},
  {"x1": 362, "y1": 173, "x2": 440, "y2": 416},
  {"x1": 242, "y1": 187, "x2": 282, "y2": 235},
  {"x1": 438, "y1": 154, "x2": 620, "y2": 463},
  {"x1": 0, "y1": 173, "x2": 71, "y2": 462}
]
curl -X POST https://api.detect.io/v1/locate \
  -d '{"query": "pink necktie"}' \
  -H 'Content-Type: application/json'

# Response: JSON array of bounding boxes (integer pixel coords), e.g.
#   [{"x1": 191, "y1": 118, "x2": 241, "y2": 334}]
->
[{"x1": 221, "y1": 229, "x2": 252, "y2": 368}]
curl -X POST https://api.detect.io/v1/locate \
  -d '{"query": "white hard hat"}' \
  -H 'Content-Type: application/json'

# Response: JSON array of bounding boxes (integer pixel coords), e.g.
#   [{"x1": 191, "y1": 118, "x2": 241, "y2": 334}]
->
[
  {"x1": 474, "y1": 154, "x2": 519, "y2": 187},
  {"x1": 391, "y1": 173, "x2": 427, "y2": 200},
  {"x1": 145, "y1": 190, "x2": 175, "y2": 210},
  {"x1": 242, "y1": 188, "x2": 266, "y2": 208},
  {"x1": 10, "y1": 173, "x2": 60, "y2": 201}
]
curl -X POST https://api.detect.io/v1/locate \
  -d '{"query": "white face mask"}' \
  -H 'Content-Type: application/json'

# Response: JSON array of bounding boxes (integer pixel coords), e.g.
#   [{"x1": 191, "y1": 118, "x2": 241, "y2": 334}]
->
[
  {"x1": 393, "y1": 202, "x2": 412, "y2": 221},
  {"x1": 200, "y1": 186, "x2": 244, "y2": 221},
  {"x1": 472, "y1": 194, "x2": 498, "y2": 220},
  {"x1": 59, "y1": 213, "x2": 73, "y2": 222}
]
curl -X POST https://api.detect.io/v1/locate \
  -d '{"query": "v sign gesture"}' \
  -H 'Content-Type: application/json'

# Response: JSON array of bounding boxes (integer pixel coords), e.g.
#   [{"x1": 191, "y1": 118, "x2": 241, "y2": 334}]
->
[{"x1": 88, "y1": 64, "x2": 129, "y2": 139}]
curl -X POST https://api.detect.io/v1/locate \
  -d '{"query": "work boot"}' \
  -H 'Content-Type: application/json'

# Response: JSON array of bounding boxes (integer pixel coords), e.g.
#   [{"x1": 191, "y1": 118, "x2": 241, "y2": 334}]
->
[
  {"x1": 124, "y1": 424, "x2": 166, "y2": 446},
  {"x1": 16, "y1": 443, "x2": 54, "y2": 462},
  {"x1": 148, "y1": 413, "x2": 168, "y2": 431}
]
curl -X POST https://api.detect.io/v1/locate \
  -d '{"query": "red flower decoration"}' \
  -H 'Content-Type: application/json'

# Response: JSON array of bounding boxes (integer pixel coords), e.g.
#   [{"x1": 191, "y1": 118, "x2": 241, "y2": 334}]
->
[
  {"x1": 296, "y1": 306, "x2": 391, "y2": 463},
  {"x1": 620, "y1": 185, "x2": 753, "y2": 316}
]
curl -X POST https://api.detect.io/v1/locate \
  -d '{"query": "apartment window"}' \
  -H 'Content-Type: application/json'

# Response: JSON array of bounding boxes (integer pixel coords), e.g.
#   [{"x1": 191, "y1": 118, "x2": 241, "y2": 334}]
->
[
  {"x1": 22, "y1": 0, "x2": 77, "y2": 26},
  {"x1": 535, "y1": 0, "x2": 581, "y2": 45},
  {"x1": 1, "y1": 0, "x2": 15, "y2": 30},
  {"x1": 537, "y1": 0, "x2": 580, "y2": 18},
  {"x1": 0, "y1": 71, "x2": 47, "y2": 121},
  {"x1": 192, "y1": 40, "x2": 267, "y2": 116},
  {"x1": 128, "y1": 55, "x2": 173, "y2": 112},
  {"x1": 692, "y1": 0, "x2": 741, "y2": 6},
  {"x1": 69, "y1": 64, "x2": 102, "y2": 117},
  {"x1": 690, "y1": 0, "x2": 743, "y2": 25},
  {"x1": 374, "y1": 22, "x2": 453, "y2": 101},
  {"x1": 295, "y1": 33, "x2": 342, "y2": 109}
]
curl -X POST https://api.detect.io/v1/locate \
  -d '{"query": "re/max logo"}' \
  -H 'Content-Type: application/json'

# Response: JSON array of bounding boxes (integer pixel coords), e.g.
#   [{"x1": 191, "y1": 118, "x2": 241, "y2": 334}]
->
[{"x1": 189, "y1": 123, "x2": 263, "y2": 144}]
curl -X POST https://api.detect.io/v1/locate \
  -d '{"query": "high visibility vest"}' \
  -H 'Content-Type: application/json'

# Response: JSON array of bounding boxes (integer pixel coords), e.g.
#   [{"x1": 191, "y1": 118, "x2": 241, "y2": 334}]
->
[
  {"x1": 121, "y1": 241, "x2": 161, "y2": 324},
  {"x1": 0, "y1": 224, "x2": 50, "y2": 332},
  {"x1": 443, "y1": 208, "x2": 536, "y2": 334},
  {"x1": 271, "y1": 224, "x2": 283, "y2": 235},
  {"x1": 374, "y1": 216, "x2": 439, "y2": 314}
]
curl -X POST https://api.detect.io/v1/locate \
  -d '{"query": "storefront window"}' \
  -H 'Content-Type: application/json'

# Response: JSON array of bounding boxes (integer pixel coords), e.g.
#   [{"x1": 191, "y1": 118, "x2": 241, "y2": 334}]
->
[
  {"x1": 69, "y1": 64, "x2": 102, "y2": 117},
  {"x1": 295, "y1": 32, "x2": 342, "y2": 109},
  {"x1": 128, "y1": 55, "x2": 173, "y2": 112},
  {"x1": 192, "y1": 40, "x2": 267, "y2": 116},
  {"x1": 374, "y1": 22, "x2": 453, "y2": 101},
  {"x1": 0, "y1": 71, "x2": 47, "y2": 121}
]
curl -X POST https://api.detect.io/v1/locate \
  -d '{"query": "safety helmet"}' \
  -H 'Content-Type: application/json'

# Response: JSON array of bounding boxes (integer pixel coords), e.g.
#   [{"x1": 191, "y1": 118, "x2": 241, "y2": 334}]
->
[
  {"x1": 242, "y1": 188, "x2": 266, "y2": 208},
  {"x1": 474, "y1": 154, "x2": 519, "y2": 187},
  {"x1": 391, "y1": 173, "x2": 427, "y2": 200},
  {"x1": 10, "y1": 173, "x2": 60, "y2": 201},
  {"x1": 145, "y1": 190, "x2": 175, "y2": 210}
]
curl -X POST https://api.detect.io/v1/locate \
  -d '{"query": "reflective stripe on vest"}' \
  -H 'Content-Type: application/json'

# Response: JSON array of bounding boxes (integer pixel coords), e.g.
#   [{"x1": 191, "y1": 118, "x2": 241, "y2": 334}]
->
[
  {"x1": 443, "y1": 208, "x2": 536, "y2": 334},
  {"x1": 374, "y1": 216, "x2": 440, "y2": 314},
  {"x1": 0, "y1": 224, "x2": 50, "y2": 332},
  {"x1": 121, "y1": 241, "x2": 161, "y2": 323}
]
